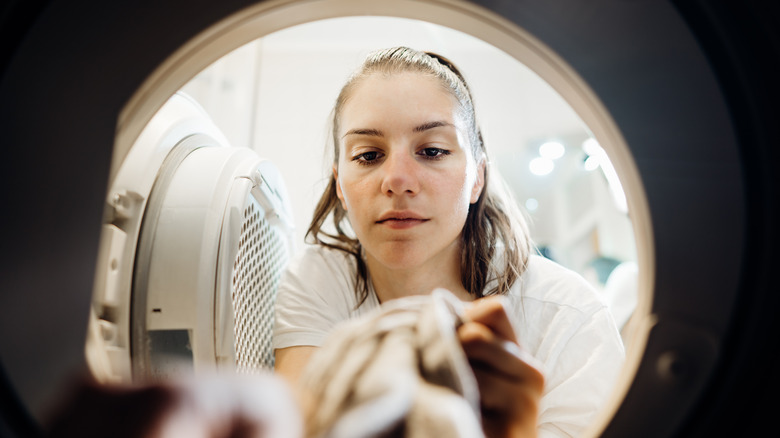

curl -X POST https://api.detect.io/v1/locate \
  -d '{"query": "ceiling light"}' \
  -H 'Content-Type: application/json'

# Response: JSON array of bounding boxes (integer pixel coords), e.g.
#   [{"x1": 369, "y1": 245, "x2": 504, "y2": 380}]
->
[
  {"x1": 529, "y1": 157, "x2": 554, "y2": 176},
  {"x1": 584, "y1": 155, "x2": 600, "y2": 171},
  {"x1": 582, "y1": 138, "x2": 601, "y2": 156},
  {"x1": 539, "y1": 141, "x2": 565, "y2": 159}
]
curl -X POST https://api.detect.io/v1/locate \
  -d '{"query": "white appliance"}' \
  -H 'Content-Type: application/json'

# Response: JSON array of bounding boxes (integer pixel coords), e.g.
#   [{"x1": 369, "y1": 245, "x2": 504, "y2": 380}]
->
[{"x1": 86, "y1": 93, "x2": 295, "y2": 384}]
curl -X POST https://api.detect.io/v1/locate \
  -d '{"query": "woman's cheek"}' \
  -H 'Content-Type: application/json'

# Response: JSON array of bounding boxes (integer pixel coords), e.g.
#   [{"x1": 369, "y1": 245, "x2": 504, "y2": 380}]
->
[{"x1": 451, "y1": 171, "x2": 474, "y2": 211}]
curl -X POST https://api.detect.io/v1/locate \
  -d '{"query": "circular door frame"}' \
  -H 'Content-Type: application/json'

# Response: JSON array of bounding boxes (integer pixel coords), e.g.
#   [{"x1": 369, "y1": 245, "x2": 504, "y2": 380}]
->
[{"x1": 1, "y1": 1, "x2": 776, "y2": 437}]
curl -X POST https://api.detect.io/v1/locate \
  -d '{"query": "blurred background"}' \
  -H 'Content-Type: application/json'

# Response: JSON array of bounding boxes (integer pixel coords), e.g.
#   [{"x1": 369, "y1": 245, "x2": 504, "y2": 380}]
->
[{"x1": 179, "y1": 16, "x2": 638, "y2": 332}]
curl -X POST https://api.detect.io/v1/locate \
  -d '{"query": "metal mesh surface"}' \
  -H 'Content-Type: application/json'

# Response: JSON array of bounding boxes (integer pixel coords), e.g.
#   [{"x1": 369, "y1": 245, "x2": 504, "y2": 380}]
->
[{"x1": 231, "y1": 199, "x2": 289, "y2": 372}]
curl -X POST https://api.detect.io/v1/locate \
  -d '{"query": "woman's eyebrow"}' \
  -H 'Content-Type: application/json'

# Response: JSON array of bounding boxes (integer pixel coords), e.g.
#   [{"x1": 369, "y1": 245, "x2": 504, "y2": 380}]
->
[
  {"x1": 413, "y1": 120, "x2": 454, "y2": 132},
  {"x1": 342, "y1": 128, "x2": 384, "y2": 138}
]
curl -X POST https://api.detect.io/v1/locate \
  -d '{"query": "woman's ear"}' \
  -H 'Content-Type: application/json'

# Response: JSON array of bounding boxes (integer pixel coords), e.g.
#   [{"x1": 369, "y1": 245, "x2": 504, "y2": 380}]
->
[
  {"x1": 334, "y1": 166, "x2": 348, "y2": 210},
  {"x1": 470, "y1": 159, "x2": 486, "y2": 204}
]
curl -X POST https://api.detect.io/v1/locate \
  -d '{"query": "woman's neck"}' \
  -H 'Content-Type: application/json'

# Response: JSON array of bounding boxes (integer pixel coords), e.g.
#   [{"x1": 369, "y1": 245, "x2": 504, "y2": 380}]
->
[{"x1": 364, "y1": 248, "x2": 473, "y2": 304}]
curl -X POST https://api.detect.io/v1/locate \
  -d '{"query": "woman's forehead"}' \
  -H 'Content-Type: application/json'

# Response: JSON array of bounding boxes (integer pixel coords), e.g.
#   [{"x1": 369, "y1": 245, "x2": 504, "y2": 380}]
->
[{"x1": 339, "y1": 72, "x2": 461, "y2": 129}]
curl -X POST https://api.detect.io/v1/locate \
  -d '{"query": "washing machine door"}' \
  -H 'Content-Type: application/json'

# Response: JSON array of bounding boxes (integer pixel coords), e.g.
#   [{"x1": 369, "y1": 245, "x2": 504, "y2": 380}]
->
[
  {"x1": 0, "y1": 1, "x2": 778, "y2": 437},
  {"x1": 84, "y1": 92, "x2": 295, "y2": 385}
]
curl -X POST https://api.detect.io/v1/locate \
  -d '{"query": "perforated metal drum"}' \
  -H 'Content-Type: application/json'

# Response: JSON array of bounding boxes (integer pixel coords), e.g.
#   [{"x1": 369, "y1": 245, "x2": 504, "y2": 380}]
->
[{"x1": 232, "y1": 191, "x2": 290, "y2": 372}]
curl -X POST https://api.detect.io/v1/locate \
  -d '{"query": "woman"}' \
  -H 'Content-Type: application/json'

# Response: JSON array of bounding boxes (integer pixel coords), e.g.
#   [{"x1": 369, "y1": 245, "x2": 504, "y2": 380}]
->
[{"x1": 274, "y1": 47, "x2": 624, "y2": 437}]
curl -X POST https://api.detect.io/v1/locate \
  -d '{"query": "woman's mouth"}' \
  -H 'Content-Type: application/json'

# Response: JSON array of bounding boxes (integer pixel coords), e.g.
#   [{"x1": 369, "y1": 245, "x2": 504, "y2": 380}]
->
[
  {"x1": 376, "y1": 211, "x2": 429, "y2": 229},
  {"x1": 377, "y1": 217, "x2": 429, "y2": 229}
]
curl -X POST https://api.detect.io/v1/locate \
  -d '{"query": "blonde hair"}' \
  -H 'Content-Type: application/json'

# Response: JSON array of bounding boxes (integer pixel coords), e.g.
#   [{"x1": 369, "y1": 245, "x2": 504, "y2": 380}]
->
[{"x1": 307, "y1": 47, "x2": 531, "y2": 305}]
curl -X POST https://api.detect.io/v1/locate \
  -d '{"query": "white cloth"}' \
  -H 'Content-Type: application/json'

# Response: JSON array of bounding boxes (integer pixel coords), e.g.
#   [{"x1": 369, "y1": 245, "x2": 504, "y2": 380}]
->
[
  {"x1": 274, "y1": 245, "x2": 625, "y2": 437},
  {"x1": 300, "y1": 289, "x2": 484, "y2": 438}
]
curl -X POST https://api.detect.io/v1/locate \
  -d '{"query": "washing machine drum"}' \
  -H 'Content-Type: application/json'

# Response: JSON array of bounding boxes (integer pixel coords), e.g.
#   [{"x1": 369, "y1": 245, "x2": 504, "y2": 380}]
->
[{"x1": 90, "y1": 95, "x2": 295, "y2": 382}]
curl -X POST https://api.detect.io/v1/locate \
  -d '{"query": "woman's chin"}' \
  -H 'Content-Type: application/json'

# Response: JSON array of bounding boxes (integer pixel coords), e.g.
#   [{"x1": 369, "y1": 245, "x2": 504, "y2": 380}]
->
[{"x1": 369, "y1": 243, "x2": 455, "y2": 273}]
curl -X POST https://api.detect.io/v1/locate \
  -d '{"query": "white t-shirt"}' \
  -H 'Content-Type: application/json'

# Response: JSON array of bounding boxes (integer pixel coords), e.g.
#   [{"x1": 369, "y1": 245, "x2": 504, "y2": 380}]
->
[{"x1": 274, "y1": 245, "x2": 625, "y2": 437}]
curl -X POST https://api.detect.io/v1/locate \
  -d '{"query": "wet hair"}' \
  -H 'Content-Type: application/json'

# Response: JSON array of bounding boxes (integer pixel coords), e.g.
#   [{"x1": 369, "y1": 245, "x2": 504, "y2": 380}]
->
[{"x1": 306, "y1": 46, "x2": 531, "y2": 305}]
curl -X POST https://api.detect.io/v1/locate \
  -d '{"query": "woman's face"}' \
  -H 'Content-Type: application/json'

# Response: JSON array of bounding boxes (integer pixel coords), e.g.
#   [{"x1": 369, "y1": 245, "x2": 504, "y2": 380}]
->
[{"x1": 335, "y1": 71, "x2": 484, "y2": 273}]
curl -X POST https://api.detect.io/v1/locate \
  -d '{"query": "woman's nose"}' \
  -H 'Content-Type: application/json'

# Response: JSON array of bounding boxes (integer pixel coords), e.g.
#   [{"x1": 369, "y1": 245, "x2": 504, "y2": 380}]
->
[{"x1": 380, "y1": 152, "x2": 420, "y2": 196}]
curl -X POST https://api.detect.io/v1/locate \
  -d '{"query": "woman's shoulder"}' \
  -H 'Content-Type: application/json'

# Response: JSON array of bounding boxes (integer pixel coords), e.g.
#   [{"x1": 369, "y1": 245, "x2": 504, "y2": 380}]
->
[
  {"x1": 287, "y1": 244, "x2": 355, "y2": 275},
  {"x1": 274, "y1": 244, "x2": 363, "y2": 348},
  {"x1": 509, "y1": 254, "x2": 608, "y2": 314},
  {"x1": 277, "y1": 243, "x2": 367, "y2": 315},
  {"x1": 503, "y1": 255, "x2": 623, "y2": 366},
  {"x1": 281, "y1": 244, "x2": 359, "y2": 299}
]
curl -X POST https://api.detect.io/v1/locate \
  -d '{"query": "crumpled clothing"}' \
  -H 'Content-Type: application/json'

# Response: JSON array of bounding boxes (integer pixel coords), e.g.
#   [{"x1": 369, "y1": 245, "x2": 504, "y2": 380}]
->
[{"x1": 300, "y1": 289, "x2": 484, "y2": 438}]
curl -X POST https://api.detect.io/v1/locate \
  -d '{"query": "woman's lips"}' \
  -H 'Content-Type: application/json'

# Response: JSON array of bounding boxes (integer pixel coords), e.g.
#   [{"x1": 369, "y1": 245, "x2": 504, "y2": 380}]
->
[{"x1": 376, "y1": 217, "x2": 429, "y2": 229}]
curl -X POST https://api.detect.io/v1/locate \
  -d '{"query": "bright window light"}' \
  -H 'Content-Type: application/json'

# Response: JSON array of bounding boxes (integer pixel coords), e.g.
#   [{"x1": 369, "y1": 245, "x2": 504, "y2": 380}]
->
[
  {"x1": 582, "y1": 138, "x2": 601, "y2": 156},
  {"x1": 584, "y1": 155, "x2": 600, "y2": 171},
  {"x1": 581, "y1": 138, "x2": 628, "y2": 213},
  {"x1": 600, "y1": 157, "x2": 628, "y2": 213},
  {"x1": 529, "y1": 157, "x2": 554, "y2": 176},
  {"x1": 539, "y1": 141, "x2": 565, "y2": 160}
]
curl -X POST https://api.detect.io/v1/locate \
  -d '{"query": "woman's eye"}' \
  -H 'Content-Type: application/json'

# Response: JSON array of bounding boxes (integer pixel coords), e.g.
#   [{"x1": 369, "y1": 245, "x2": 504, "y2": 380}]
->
[
  {"x1": 353, "y1": 151, "x2": 382, "y2": 164},
  {"x1": 419, "y1": 147, "x2": 451, "y2": 159}
]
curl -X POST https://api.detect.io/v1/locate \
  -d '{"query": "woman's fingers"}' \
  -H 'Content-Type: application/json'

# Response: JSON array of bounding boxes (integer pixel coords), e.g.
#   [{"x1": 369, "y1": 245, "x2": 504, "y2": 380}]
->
[
  {"x1": 459, "y1": 297, "x2": 545, "y2": 438},
  {"x1": 461, "y1": 297, "x2": 544, "y2": 375},
  {"x1": 458, "y1": 321, "x2": 544, "y2": 389},
  {"x1": 470, "y1": 365, "x2": 542, "y2": 416},
  {"x1": 463, "y1": 296, "x2": 519, "y2": 343}
]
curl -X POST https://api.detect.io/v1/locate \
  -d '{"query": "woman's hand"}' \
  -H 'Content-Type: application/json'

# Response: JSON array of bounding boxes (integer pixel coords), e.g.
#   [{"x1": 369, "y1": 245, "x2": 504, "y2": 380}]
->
[
  {"x1": 45, "y1": 373, "x2": 302, "y2": 438},
  {"x1": 458, "y1": 297, "x2": 545, "y2": 438}
]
